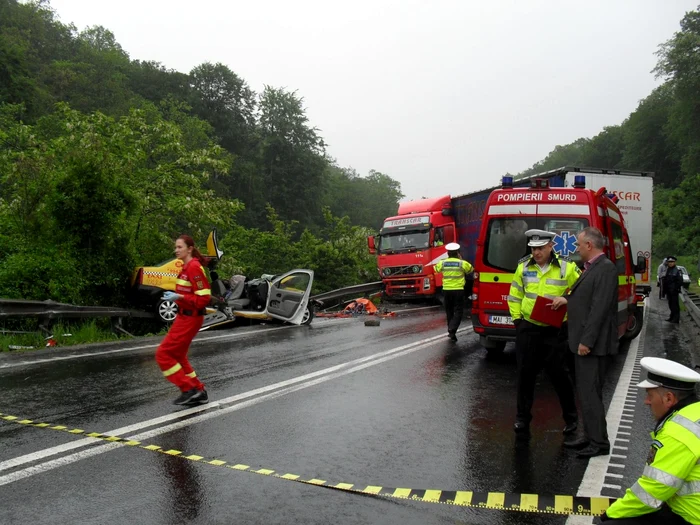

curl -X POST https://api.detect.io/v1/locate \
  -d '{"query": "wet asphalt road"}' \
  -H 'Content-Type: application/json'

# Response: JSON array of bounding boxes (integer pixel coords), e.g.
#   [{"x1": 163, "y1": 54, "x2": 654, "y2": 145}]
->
[{"x1": 0, "y1": 301, "x2": 693, "y2": 525}]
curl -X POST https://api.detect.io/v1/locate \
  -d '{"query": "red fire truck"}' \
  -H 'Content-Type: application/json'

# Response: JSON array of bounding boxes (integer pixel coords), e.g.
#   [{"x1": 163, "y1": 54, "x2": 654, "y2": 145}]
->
[{"x1": 472, "y1": 174, "x2": 649, "y2": 354}]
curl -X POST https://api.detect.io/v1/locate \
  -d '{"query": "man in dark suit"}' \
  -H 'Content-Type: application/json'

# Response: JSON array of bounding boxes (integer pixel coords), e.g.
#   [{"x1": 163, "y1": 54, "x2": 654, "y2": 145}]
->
[{"x1": 551, "y1": 227, "x2": 619, "y2": 458}]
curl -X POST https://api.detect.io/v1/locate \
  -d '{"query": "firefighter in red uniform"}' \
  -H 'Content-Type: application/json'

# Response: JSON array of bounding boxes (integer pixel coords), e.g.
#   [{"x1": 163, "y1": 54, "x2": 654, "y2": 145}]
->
[{"x1": 156, "y1": 234, "x2": 212, "y2": 405}]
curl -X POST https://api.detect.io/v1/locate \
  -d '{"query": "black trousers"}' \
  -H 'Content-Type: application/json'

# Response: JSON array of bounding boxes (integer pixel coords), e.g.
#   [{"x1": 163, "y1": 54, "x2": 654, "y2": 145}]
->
[
  {"x1": 515, "y1": 320, "x2": 577, "y2": 426},
  {"x1": 575, "y1": 353, "x2": 609, "y2": 448},
  {"x1": 443, "y1": 289, "x2": 465, "y2": 335},
  {"x1": 667, "y1": 291, "x2": 680, "y2": 322},
  {"x1": 599, "y1": 504, "x2": 691, "y2": 524}
]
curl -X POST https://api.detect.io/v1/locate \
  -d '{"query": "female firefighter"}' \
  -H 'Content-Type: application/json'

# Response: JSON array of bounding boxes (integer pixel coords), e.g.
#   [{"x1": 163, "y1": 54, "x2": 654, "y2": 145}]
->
[{"x1": 156, "y1": 235, "x2": 212, "y2": 405}]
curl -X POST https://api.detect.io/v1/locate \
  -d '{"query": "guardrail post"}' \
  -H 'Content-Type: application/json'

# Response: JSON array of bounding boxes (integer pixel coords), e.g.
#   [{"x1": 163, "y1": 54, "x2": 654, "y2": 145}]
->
[{"x1": 111, "y1": 317, "x2": 134, "y2": 337}]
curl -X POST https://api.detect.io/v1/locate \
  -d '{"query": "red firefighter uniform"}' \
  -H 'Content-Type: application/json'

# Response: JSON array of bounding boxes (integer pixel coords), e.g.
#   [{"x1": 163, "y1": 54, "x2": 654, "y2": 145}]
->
[{"x1": 155, "y1": 258, "x2": 211, "y2": 392}]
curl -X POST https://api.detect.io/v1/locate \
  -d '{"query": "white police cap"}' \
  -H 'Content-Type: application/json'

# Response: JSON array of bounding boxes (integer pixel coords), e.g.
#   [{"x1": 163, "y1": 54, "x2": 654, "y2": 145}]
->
[
  {"x1": 525, "y1": 229, "x2": 556, "y2": 247},
  {"x1": 445, "y1": 242, "x2": 460, "y2": 251},
  {"x1": 637, "y1": 357, "x2": 700, "y2": 391}
]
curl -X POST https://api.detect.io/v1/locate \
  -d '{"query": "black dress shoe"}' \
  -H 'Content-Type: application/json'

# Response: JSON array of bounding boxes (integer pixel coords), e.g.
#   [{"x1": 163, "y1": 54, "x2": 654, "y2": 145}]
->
[
  {"x1": 576, "y1": 445, "x2": 610, "y2": 458},
  {"x1": 563, "y1": 422, "x2": 578, "y2": 435},
  {"x1": 563, "y1": 437, "x2": 589, "y2": 449}
]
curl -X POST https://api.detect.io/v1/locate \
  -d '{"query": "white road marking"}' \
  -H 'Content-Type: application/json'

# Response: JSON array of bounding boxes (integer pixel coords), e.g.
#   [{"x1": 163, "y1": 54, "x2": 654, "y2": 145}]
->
[
  {"x1": 0, "y1": 328, "x2": 472, "y2": 483},
  {"x1": 0, "y1": 325, "x2": 295, "y2": 370}
]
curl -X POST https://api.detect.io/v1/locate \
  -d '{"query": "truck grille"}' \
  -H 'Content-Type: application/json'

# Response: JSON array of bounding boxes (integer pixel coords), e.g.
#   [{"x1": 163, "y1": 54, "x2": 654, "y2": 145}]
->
[{"x1": 382, "y1": 265, "x2": 423, "y2": 277}]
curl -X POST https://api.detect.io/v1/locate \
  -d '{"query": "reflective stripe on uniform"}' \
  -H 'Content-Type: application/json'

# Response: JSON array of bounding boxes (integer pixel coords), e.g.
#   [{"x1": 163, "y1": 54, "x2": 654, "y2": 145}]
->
[
  {"x1": 630, "y1": 481, "x2": 664, "y2": 509},
  {"x1": 523, "y1": 277, "x2": 539, "y2": 285},
  {"x1": 671, "y1": 414, "x2": 700, "y2": 440},
  {"x1": 162, "y1": 363, "x2": 182, "y2": 377},
  {"x1": 185, "y1": 371, "x2": 197, "y2": 378},
  {"x1": 545, "y1": 279, "x2": 568, "y2": 286},
  {"x1": 524, "y1": 292, "x2": 537, "y2": 299},
  {"x1": 676, "y1": 480, "x2": 700, "y2": 496},
  {"x1": 176, "y1": 279, "x2": 191, "y2": 286},
  {"x1": 642, "y1": 465, "x2": 685, "y2": 489},
  {"x1": 194, "y1": 289, "x2": 211, "y2": 296},
  {"x1": 510, "y1": 281, "x2": 523, "y2": 293},
  {"x1": 507, "y1": 295, "x2": 522, "y2": 303}
]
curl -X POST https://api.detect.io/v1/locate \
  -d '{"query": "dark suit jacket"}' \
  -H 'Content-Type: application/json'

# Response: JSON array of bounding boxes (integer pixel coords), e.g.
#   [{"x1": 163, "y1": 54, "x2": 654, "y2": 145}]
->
[{"x1": 565, "y1": 255, "x2": 619, "y2": 356}]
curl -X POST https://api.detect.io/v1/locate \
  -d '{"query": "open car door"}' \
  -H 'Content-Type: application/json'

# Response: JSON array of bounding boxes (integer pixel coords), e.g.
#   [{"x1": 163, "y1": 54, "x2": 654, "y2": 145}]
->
[{"x1": 266, "y1": 270, "x2": 314, "y2": 324}]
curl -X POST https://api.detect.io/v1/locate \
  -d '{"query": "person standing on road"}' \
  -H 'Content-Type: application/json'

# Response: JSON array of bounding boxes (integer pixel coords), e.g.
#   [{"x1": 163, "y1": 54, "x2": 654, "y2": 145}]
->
[
  {"x1": 551, "y1": 227, "x2": 618, "y2": 459},
  {"x1": 434, "y1": 242, "x2": 473, "y2": 341},
  {"x1": 664, "y1": 257, "x2": 683, "y2": 324},
  {"x1": 156, "y1": 234, "x2": 212, "y2": 406},
  {"x1": 657, "y1": 258, "x2": 668, "y2": 299},
  {"x1": 507, "y1": 229, "x2": 580, "y2": 439},
  {"x1": 595, "y1": 357, "x2": 700, "y2": 524}
]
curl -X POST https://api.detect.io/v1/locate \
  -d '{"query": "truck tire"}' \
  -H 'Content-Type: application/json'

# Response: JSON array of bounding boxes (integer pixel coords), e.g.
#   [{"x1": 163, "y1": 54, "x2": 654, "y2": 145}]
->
[
  {"x1": 301, "y1": 305, "x2": 314, "y2": 325},
  {"x1": 621, "y1": 308, "x2": 643, "y2": 341},
  {"x1": 156, "y1": 298, "x2": 178, "y2": 324}
]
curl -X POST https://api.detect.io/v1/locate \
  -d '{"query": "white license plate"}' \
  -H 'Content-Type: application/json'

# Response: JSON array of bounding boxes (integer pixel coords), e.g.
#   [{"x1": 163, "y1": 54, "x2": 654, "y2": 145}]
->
[{"x1": 489, "y1": 315, "x2": 513, "y2": 326}]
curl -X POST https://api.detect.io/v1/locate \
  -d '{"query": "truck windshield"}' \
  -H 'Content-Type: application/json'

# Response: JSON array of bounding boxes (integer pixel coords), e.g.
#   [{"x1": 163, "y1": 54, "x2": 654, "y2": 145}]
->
[
  {"x1": 485, "y1": 217, "x2": 589, "y2": 272},
  {"x1": 378, "y1": 231, "x2": 430, "y2": 254}
]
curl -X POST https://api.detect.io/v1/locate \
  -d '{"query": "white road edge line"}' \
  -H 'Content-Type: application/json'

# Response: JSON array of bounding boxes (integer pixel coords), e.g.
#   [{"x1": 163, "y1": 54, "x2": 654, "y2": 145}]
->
[
  {"x1": 0, "y1": 325, "x2": 296, "y2": 370},
  {"x1": 0, "y1": 327, "x2": 471, "y2": 486},
  {"x1": 565, "y1": 300, "x2": 648, "y2": 525},
  {"x1": 0, "y1": 328, "x2": 472, "y2": 474}
]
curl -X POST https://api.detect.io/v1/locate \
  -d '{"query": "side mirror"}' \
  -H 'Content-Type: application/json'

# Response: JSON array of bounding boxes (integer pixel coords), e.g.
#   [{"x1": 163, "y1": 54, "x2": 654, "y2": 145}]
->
[
  {"x1": 635, "y1": 255, "x2": 646, "y2": 274},
  {"x1": 368, "y1": 236, "x2": 376, "y2": 255}
]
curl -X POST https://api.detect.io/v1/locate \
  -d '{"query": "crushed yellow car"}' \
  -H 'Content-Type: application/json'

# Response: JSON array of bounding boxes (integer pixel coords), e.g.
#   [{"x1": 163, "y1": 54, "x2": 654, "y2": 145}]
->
[{"x1": 130, "y1": 230, "x2": 223, "y2": 323}]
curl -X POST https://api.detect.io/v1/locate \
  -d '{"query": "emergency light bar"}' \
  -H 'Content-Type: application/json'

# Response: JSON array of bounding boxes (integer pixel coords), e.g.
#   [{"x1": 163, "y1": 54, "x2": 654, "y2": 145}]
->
[
  {"x1": 573, "y1": 175, "x2": 586, "y2": 188},
  {"x1": 501, "y1": 176, "x2": 514, "y2": 188},
  {"x1": 530, "y1": 178, "x2": 549, "y2": 189}
]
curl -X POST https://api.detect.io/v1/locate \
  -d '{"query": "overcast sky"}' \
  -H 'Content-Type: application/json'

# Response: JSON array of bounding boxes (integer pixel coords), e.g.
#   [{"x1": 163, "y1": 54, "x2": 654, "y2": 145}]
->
[{"x1": 50, "y1": 0, "x2": 697, "y2": 201}]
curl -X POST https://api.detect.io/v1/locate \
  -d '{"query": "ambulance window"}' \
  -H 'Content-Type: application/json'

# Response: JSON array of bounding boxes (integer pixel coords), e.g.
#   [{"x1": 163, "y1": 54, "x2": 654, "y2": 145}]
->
[
  {"x1": 484, "y1": 217, "x2": 589, "y2": 272},
  {"x1": 541, "y1": 219, "x2": 588, "y2": 267},
  {"x1": 485, "y1": 218, "x2": 532, "y2": 272},
  {"x1": 610, "y1": 221, "x2": 626, "y2": 275}
]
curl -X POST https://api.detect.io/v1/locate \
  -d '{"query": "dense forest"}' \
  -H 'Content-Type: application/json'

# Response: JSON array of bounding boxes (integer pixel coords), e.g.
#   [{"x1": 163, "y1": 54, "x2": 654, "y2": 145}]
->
[
  {"x1": 1, "y1": 0, "x2": 699, "y2": 310},
  {"x1": 511, "y1": 7, "x2": 700, "y2": 266},
  {"x1": 0, "y1": 0, "x2": 403, "y2": 305}
]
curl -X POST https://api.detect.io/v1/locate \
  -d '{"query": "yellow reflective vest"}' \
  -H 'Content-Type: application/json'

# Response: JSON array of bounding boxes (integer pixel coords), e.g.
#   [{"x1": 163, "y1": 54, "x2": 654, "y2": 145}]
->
[
  {"x1": 507, "y1": 254, "x2": 580, "y2": 326},
  {"x1": 435, "y1": 257, "x2": 473, "y2": 291},
  {"x1": 606, "y1": 400, "x2": 700, "y2": 524}
]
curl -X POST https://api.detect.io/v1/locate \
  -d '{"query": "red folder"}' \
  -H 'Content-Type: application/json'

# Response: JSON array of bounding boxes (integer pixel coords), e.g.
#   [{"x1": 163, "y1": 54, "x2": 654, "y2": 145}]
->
[{"x1": 529, "y1": 296, "x2": 566, "y2": 328}]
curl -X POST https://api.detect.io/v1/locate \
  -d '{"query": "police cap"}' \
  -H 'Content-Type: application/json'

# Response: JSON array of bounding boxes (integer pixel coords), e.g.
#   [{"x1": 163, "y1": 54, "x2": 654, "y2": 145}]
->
[
  {"x1": 666, "y1": 256, "x2": 677, "y2": 262},
  {"x1": 525, "y1": 229, "x2": 556, "y2": 247},
  {"x1": 445, "y1": 242, "x2": 460, "y2": 251},
  {"x1": 637, "y1": 357, "x2": 700, "y2": 391}
]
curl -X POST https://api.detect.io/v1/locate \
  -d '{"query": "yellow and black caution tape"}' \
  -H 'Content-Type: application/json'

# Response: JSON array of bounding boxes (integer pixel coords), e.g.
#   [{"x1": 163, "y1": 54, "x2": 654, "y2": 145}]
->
[{"x1": 0, "y1": 411, "x2": 614, "y2": 516}]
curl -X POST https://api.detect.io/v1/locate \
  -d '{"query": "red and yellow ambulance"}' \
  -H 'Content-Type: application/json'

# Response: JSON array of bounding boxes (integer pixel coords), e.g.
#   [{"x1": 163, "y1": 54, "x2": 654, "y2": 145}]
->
[{"x1": 471, "y1": 175, "x2": 647, "y2": 354}]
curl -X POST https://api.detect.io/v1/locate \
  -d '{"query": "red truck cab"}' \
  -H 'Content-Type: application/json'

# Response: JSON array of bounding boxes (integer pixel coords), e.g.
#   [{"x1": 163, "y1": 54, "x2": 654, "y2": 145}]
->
[
  {"x1": 368, "y1": 195, "x2": 457, "y2": 300},
  {"x1": 472, "y1": 176, "x2": 646, "y2": 354}
]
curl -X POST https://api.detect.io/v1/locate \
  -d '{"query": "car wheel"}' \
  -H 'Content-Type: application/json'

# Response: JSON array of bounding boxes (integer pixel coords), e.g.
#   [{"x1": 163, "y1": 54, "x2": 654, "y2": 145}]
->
[
  {"x1": 157, "y1": 299, "x2": 178, "y2": 323},
  {"x1": 301, "y1": 305, "x2": 314, "y2": 325}
]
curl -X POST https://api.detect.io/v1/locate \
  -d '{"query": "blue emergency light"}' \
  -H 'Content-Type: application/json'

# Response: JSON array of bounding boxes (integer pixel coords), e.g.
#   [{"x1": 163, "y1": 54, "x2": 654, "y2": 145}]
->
[
  {"x1": 501, "y1": 176, "x2": 514, "y2": 188},
  {"x1": 573, "y1": 175, "x2": 586, "y2": 188}
]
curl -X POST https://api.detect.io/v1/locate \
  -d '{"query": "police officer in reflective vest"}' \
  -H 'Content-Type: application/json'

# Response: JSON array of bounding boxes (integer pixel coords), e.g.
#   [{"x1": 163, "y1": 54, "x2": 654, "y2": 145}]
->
[
  {"x1": 508, "y1": 229, "x2": 580, "y2": 438},
  {"x1": 434, "y1": 242, "x2": 473, "y2": 341},
  {"x1": 597, "y1": 357, "x2": 700, "y2": 524}
]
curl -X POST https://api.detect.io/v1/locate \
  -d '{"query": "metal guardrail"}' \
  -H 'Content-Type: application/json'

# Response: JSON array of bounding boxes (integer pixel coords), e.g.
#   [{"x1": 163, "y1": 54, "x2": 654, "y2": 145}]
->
[
  {"x1": 681, "y1": 289, "x2": 700, "y2": 329},
  {"x1": 0, "y1": 299, "x2": 154, "y2": 335},
  {"x1": 309, "y1": 281, "x2": 383, "y2": 306}
]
